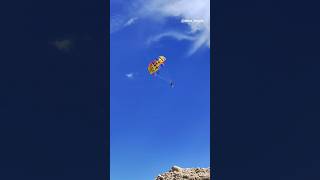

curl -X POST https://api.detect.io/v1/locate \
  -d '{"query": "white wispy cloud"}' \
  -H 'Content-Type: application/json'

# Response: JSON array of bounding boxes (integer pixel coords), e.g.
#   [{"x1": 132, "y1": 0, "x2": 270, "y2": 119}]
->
[
  {"x1": 111, "y1": 0, "x2": 210, "y2": 55},
  {"x1": 124, "y1": 17, "x2": 138, "y2": 27},
  {"x1": 125, "y1": 73, "x2": 135, "y2": 79},
  {"x1": 138, "y1": 0, "x2": 210, "y2": 55},
  {"x1": 147, "y1": 31, "x2": 196, "y2": 44},
  {"x1": 111, "y1": 15, "x2": 139, "y2": 33}
]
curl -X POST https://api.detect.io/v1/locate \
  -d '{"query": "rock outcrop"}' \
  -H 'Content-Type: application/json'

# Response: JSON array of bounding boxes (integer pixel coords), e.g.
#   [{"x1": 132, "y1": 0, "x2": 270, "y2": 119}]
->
[{"x1": 155, "y1": 166, "x2": 210, "y2": 180}]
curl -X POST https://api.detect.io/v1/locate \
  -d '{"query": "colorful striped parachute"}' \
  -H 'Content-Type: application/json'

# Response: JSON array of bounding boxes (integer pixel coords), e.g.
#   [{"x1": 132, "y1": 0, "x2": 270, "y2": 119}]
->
[
  {"x1": 147, "y1": 56, "x2": 166, "y2": 75},
  {"x1": 147, "y1": 56, "x2": 174, "y2": 88}
]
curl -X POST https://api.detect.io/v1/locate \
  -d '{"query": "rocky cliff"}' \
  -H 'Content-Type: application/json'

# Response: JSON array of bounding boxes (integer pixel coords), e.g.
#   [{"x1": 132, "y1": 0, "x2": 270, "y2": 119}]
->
[{"x1": 155, "y1": 166, "x2": 210, "y2": 180}]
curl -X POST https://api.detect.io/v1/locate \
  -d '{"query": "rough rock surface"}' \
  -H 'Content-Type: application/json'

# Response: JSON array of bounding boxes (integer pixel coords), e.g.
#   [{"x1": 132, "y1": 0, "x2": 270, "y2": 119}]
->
[{"x1": 155, "y1": 166, "x2": 210, "y2": 180}]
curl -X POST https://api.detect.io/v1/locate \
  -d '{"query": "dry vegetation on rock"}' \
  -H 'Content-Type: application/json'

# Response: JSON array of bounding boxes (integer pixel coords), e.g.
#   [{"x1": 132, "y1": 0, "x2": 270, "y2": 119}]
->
[{"x1": 155, "y1": 166, "x2": 210, "y2": 180}]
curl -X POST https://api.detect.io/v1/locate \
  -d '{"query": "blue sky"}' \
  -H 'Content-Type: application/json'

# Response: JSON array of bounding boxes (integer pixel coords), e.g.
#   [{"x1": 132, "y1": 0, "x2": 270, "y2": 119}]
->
[{"x1": 111, "y1": 1, "x2": 210, "y2": 179}]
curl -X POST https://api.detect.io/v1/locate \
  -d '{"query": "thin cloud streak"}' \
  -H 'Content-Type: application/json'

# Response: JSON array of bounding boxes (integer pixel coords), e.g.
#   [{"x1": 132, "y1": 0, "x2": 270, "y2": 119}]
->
[
  {"x1": 125, "y1": 73, "x2": 135, "y2": 79},
  {"x1": 147, "y1": 31, "x2": 196, "y2": 44}
]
